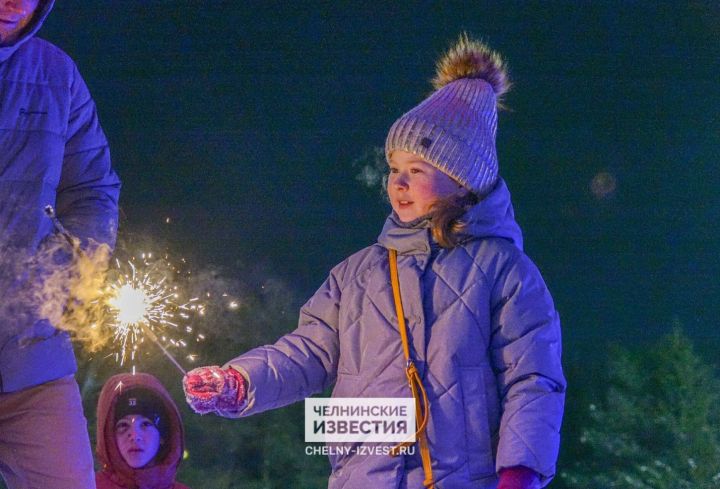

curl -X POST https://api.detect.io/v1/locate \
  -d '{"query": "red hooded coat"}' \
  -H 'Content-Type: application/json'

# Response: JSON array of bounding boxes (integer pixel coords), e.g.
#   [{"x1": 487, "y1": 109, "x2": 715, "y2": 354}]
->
[{"x1": 96, "y1": 373, "x2": 191, "y2": 489}]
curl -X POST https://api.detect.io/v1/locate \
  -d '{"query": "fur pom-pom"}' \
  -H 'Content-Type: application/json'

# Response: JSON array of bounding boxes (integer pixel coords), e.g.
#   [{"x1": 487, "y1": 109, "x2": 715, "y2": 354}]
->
[{"x1": 431, "y1": 33, "x2": 511, "y2": 102}]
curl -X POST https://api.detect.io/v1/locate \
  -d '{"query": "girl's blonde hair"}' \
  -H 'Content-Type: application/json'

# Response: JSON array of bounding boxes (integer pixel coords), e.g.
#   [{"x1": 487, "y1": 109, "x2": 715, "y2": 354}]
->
[{"x1": 429, "y1": 192, "x2": 480, "y2": 249}]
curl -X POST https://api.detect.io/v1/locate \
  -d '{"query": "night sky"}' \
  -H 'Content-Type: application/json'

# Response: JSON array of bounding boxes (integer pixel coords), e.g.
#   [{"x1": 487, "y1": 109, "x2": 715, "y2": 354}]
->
[{"x1": 41, "y1": 2, "x2": 720, "y2": 362}]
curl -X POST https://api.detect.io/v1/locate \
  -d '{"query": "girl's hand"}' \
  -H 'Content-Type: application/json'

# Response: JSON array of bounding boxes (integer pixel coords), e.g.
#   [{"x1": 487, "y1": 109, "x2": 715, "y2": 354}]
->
[
  {"x1": 183, "y1": 366, "x2": 246, "y2": 415},
  {"x1": 497, "y1": 466, "x2": 541, "y2": 489}
]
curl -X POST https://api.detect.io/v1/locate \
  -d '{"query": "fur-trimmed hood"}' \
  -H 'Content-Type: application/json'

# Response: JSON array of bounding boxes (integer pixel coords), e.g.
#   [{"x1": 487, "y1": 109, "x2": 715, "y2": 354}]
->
[{"x1": 379, "y1": 177, "x2": 524, "y2": 254}]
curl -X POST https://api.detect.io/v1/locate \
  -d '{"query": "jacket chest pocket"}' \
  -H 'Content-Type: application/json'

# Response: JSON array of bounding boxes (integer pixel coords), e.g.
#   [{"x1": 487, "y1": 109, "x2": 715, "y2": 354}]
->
[
  {"x1": 0, "y1": 81, "x2": 68, "y2": 136},
  {"x1": 460, "y1": 366, "x2": 495, "y2": 479}
]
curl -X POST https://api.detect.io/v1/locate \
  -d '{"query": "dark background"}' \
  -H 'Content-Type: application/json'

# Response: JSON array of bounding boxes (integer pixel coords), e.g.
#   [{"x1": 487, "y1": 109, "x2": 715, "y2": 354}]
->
[
  {"x1": 34, "y1": 1, "x2": 720, "y2": 485},
  {"x1": 44, "y1": 1, "x2": 720, "y2": 359}
]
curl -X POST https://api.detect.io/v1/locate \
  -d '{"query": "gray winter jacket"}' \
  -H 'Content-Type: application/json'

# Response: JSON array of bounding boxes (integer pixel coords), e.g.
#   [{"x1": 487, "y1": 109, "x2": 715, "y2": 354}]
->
[
  {"x1": 226, "y1": 179, "x2": 565, "y2": 488},
  {"x1": 0, "y1": 0, "x2": 120, "y2": 392}
]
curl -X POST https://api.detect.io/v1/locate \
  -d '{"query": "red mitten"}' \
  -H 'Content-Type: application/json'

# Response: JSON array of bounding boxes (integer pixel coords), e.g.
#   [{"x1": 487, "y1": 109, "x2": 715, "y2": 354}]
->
[
  {"x1": 497, "y1": 466, "x2": 541, "y2": 489},
  {"x1": 183, "y1": 366, "x2": 246, "y2": 415}
]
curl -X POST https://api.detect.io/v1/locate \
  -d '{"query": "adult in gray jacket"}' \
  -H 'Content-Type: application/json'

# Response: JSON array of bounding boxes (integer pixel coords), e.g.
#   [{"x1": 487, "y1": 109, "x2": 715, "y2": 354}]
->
[
  {"x1": 184, "y1": 35, "x2": 565, "y2": 489},
  {"x1": 0, "y1": 1, "x2": 120, "y2": 488}
]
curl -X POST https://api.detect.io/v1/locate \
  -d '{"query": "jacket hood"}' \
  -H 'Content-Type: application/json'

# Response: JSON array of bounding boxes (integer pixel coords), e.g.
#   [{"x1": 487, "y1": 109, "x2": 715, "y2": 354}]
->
[
  {"x1": 0, "y1": 0, "x2": 54, "y2": 62},
  {"x1": 96, "y1": 373, "x2": 185, "y2": 489},
  {"x1": 378, "y1": 177, "x2": 524, "y2": 254}
]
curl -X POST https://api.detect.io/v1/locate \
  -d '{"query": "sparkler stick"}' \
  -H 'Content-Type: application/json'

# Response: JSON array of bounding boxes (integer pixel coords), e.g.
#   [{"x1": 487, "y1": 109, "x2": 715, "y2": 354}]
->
[
  {"x1": 139, "y1": 322, "x2": 187, "y2": 375},
  {"x1": 43, "y1": 205, "x2": 78, "y2": 249}
]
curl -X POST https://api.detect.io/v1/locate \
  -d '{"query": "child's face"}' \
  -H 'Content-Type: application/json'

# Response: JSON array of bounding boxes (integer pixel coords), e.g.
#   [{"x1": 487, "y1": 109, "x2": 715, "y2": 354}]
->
[
  {"x1": 115, "y1": 415, "x2": 162, "y2": 469},
  {"x1": 387, "y1": 150, "x2": 464, "y2": 222}
]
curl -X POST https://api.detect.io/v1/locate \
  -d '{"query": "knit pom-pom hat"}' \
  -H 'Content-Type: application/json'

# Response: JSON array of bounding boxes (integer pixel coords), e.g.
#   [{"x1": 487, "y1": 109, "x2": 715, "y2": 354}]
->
[{"x1": 385, "y1": 33, "x2": 511, "y2": 196}]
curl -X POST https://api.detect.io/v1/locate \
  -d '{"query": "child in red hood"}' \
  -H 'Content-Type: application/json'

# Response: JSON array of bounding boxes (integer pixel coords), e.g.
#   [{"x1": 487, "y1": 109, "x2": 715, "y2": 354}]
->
[{"x1": 96, "y1": 372, "x2": 191, "y2": 489}]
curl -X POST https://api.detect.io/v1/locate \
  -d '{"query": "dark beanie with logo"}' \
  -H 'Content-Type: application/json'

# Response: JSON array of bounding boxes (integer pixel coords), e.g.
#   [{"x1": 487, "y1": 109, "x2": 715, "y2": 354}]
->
[{"x1": 114, "y1": 388, "x2": 169, "y2": 440}]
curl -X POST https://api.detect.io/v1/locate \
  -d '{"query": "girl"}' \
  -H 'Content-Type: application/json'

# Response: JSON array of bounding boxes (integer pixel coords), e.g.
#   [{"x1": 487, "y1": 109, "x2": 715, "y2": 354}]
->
[
  {"x1": 96, "y1": 372, "x2": 191, "y2": 489},
  {"x1": 184, "y1": 34, "x2": 565, "y2": 489}
]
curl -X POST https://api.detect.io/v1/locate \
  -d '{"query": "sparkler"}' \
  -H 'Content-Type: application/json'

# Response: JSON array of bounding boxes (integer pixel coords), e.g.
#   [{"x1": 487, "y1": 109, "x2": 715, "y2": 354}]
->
[
  {"x1": 43, "y1": 207, "x2": 206, "y2": 375},
  {"x1": 44, "y1": 205, "x2": 77, "y2": 249},
  {"x1": 106, "y1": 255, "x2": 201, "y2": 375}
]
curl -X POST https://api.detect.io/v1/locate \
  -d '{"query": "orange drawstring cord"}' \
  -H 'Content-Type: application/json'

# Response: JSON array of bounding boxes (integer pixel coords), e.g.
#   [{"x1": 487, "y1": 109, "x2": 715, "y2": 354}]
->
[{"x1": 388, "y1": 249, "x2": 435, "y2": 489}]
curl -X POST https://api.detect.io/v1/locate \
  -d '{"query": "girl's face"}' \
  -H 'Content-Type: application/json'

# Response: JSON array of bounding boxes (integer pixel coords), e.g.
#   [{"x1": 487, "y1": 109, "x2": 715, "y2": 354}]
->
[
  {"x1": 115, "y1": 415, "x2": 162, "y2": 469},
  {"x1": 387, "y1": 150, "x2": 464, "y2": 222}
]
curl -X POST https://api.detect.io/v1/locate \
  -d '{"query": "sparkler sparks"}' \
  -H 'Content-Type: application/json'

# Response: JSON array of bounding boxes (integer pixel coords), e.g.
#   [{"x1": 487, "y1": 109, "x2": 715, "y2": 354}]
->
[
  {"x1": 104, "y1": 254, "x2": 204, "y2": 374},
  {"x1": 110, "y1": 284, "x2": 151, "y2": 326},
  {"x1": 40, "y1": 209, "x2": 232, "y2": 375}
]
